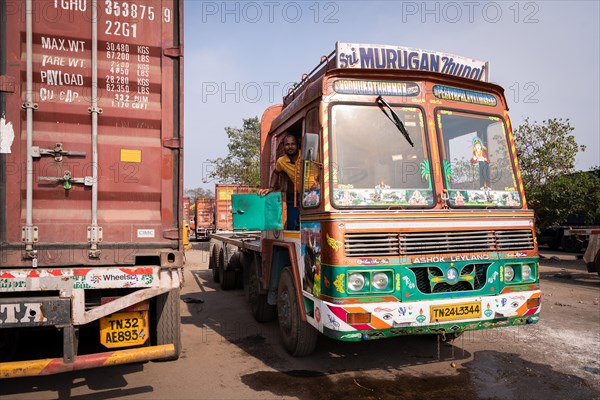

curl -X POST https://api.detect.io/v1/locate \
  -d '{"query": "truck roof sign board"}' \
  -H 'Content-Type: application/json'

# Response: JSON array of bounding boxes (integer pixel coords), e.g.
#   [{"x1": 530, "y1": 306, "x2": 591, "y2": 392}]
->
[{"x1": 336, "y1": 42, "x2": 489, "y2": 82}]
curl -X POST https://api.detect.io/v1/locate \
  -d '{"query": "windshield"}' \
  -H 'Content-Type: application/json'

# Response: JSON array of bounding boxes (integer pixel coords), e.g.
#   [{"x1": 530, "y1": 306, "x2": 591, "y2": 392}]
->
[
  {"x1": 437, "y1": 110, "x2": 521, "y2": 208},
  {"x1": 330, "y1": 104, "x2": 433, "y2": 208}
]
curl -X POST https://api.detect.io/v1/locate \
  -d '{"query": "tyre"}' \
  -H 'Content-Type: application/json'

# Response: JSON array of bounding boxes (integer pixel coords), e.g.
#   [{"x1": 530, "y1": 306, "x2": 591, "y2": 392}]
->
[
  {"x1": 155, "y1": 288, "x2": 181, "y2": 361},
  {"x1": 0, "y1": 329, "x2": 19, "y2": 362},
  {"x1": 561, "y1": 236, "x2": 582, "y2": 253},
  {"x1": 277, "y1": 267, "x2": 318, "y2": 356},
  {"x1": 594, "y1": 250, "x2": 600, "y2": 277},
  {"x1": 248, "y1": 258, "x2": 276, "y2": 322},
  {"x1": 210, "y1": 243, "x2": 222, "y2": 283},
  {"x1": 219, "y1": 247, "x2": 236, "y2": 290},
  {"x1": 227, "y1": 251, "x2": 244, "y2": 289}
]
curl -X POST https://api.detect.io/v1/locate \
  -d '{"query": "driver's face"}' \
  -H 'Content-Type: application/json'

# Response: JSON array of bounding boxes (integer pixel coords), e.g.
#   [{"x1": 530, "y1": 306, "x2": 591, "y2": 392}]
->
[{"x1": 283, "y1": 137, "x2": 298, "y2": 156}]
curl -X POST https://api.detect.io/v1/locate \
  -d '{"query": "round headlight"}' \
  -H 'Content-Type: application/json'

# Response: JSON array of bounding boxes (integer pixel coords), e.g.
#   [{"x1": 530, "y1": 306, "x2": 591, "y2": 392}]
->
[
  {"x1": 372, "y1": 272, "x2": 389, "y2": 290},
  {"x1": 522, "y1": 264, "x2": 532, "y2": 280},
  {"x1": 504, "y1": 265, "x2": 515, "y2": 282},
  {"x1": 348, "y1": 273, "x2": 366, "y2": 291}
]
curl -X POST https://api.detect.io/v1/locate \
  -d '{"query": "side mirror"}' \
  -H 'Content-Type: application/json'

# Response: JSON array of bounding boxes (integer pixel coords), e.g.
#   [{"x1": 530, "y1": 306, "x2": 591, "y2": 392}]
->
[{"x1": 303, "y1": 133, "x2": 319, "y2": 162}]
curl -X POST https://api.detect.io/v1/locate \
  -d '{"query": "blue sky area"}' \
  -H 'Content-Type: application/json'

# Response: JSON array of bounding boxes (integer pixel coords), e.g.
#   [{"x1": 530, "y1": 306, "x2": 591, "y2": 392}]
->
[{"x1": 183, "y1": 1, "x2": 600, "y2": 190}]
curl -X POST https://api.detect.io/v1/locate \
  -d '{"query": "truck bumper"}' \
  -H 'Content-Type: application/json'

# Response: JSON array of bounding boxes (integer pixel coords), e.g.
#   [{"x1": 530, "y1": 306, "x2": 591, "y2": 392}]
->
[
  {"x1": 0, "y1": 344, "x2": 175, "y2": 378},
  {"x1": 313, "y1": 289, "x2": 541, "y2": 341}
]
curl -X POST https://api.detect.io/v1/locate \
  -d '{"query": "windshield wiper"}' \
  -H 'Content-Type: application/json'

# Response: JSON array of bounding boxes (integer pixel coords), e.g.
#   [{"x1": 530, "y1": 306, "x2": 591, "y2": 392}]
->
[{"x1": 376, "y1": 95, "x2": 414, "y2": 147}]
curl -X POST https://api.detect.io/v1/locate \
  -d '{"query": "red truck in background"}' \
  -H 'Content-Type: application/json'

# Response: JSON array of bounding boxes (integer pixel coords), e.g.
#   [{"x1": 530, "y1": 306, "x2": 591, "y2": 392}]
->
[
  {"x1": 214, "y1": 184, "x2": 255, "y2": 231},
  {"x1": 194, "y1": 198, "x2": 215, "y2": 240},
  {"x1": 0, "y1": 0, "x2": 184, "y2": 377}
]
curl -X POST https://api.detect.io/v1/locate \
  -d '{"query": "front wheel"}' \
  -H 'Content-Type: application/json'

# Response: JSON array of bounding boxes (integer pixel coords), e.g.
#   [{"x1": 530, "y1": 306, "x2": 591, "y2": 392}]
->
[
  {"x1": 248, "y1": 258, "x2": 276, "y2": 322},
  {"x1": 277, "y1": 267, "x2": 317, "y2": 356}
]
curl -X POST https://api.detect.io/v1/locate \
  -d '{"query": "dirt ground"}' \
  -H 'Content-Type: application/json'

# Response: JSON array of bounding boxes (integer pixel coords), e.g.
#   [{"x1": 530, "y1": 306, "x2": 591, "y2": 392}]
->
[{"x1": 1, "y1": 245, "x2": 599, "y2": 400}]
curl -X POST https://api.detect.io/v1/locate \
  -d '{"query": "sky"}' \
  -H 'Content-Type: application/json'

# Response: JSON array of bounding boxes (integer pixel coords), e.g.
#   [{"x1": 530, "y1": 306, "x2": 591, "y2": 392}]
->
[{"x1": 183, "y1": 0, "x2": 600, "y2": 190}]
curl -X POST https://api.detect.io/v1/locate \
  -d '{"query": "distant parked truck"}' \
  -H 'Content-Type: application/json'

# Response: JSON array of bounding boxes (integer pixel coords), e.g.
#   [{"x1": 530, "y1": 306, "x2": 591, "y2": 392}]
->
[
  {"x1": 194, "y1": 198, "x2": 215, "y2": 240},
  {"x1": 576, "y1": 230, "x2": 600, "y2": 276},
  {"x1": 538, "y1": 226, "x2": 600, "y2": 252},
  {"x1": 0, "y1": 0, "x2": 184, "y2": 377},
  {"x1": 214, "y1": 184, "x2": 255, "y2": 231}
]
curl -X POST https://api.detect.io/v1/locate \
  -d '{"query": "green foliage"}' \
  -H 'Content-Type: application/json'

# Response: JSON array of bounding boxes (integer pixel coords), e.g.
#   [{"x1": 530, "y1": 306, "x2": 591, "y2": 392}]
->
[
  {"x1": 529, "y1": 169, "x2": 600, "y2": 228},
  {"x1": 513, "y1": 118, "x2": 595, "y2": 228},
  {"x1": 184, "y1": 187, "x2": 214, "y2": 204},
  {"x1": 207, "y1": 117, "x2": 260, "y2": 186},
  {"x1": 514, "y1": 118, "x2": 585, "y2": 186}
]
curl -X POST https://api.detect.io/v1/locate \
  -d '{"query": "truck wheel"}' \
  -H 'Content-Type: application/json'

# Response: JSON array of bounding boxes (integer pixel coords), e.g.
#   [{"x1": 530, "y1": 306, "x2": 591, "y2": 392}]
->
[
  {"x1": 0, "y1": 329, "x2": 19, "y2": 362},
  {"x1": 595, "y1": 250, "x2": 600, "y2": 277},
  {"x1": 219, "y1": 248, "x2": 236, "y2": 290},
  {"x1": 248, "y1": 258, "x2": 276, "y2": 322},
  {"x1": 155, "y1": 288, "x2": 181, "y2": 361},
  {"x1": 277, "y1": 267, "x2": 318, "y2": 356},
  {"x1": 227, "y1": 251, "x2": 244, "y2": 289},
  {"x1": 210, "y1": 243, "x2": 222, "y2": 283},
  {"x1": 561, "y1": 236, "x2": 581, "y2": 253}
]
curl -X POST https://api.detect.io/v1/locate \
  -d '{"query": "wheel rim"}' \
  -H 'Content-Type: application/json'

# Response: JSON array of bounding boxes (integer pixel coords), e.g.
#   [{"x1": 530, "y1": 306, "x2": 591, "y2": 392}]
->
[{"x1": 278, "y1": 288, "x2": 292, "y2": 332}]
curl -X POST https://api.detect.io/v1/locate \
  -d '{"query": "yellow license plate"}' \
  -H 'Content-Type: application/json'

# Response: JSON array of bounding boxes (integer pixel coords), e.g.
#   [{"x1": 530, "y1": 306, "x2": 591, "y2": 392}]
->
[
  {"x1": 100, "y1": 311, "x2": 149, "y2": 348},
  {"x1": 430, "y1": 302, "x2": 481, "y2": 322}
]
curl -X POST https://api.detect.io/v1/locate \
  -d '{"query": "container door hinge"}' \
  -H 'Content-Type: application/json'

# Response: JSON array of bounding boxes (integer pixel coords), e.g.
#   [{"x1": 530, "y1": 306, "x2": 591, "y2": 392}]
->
[
  {"x1": 32, "y1": 143, "x2": 87, "y2": 162},
  {"x1": 0, "y1": 75, "x2": 16, "y2": 93},
  {"x1": 163, "y1": 47, "x2": 182, "y2": 58},
  {"x1": 88, "y1": 226, "x2": 103, "y2": 258},
  {"x1": 21, "y1": 225, "x2": 39, "y2": 260},
  {"x1": 163, "y1": 138, "x2": 181, "y2": 149}
]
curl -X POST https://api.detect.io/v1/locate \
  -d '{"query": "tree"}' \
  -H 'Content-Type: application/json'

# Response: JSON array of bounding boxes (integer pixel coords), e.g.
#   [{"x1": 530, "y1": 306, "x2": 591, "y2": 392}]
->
[
  {"x1": 513, "y1": 118, "x2": 595, "y2": 228},
  {"x1": 184, "y1": 187, "x2": 214, "y2": 205},
  {"x1": 514, "y1": 118, "x2": 585, "y2": 185},
  {"x1": 532, "y1": 169, "x2": 600, "y2": 228},
  {"x1": 207, "y1": 117, "x2": 260, "y2": 186}
]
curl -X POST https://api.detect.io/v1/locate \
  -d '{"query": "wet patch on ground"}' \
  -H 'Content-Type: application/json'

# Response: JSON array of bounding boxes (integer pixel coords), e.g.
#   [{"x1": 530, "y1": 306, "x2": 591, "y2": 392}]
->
[
  {"x1": 241, "y1": 350, "x2": 599, "y2": 400},
  {"x1": 241, "y1": 369, "x2": 476, "y2": 400}
]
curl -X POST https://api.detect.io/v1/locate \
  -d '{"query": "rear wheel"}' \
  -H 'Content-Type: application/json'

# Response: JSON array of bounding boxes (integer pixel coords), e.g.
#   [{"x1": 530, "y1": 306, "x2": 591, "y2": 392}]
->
[
  {"x1": 0, "y1": 329, "x2": 19, "y2": 362},
  {"x1": 561, "y1": 235, "x2": 582, "y2": 253},
  {"x1": 155, "y1": 288, "x2": 181, "y2": 361},
  {"x1": 248, "y1": 258, "x2": 276, "y2": 322},
  {"x1": 210, "y1": 243, "x2": 222, "y2": 283},
  {"x1": 277, "y1": 267, "x2": 317, "y2": 356},
  {"x1": 219, "y1": 247, "x2": 236, "y2": 290}
]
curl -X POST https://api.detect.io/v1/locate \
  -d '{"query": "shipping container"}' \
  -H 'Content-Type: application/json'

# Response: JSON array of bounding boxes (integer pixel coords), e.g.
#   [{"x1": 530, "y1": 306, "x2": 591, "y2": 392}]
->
[
  {"x1": 194, "y1": 197, "x2": 214, "y2": 240},
  {"x1": 183, "y1": 197, "x2": 191, "y2": 223},
  {"x1": 0, "y1": 0, "x2": 184, "y2": 377},
  {"x1": 214, "y1": 184, "x2": 254, "y2": 231}
]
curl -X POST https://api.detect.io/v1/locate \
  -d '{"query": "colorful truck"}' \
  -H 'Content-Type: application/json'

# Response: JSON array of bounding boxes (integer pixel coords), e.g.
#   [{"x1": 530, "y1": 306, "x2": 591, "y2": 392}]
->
[
  {"x1": 0, "y1": 0, "x2": 184, "y2": 376},
  {"x1": 209, "y1": 42, "x2": 541, "y2": 356}
]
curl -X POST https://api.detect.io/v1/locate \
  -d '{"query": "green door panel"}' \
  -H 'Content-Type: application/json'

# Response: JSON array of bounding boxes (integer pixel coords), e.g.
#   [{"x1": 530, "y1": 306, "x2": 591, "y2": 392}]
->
[{"x1": 232, "y1": 193, "x2": 283, "y2": 231}]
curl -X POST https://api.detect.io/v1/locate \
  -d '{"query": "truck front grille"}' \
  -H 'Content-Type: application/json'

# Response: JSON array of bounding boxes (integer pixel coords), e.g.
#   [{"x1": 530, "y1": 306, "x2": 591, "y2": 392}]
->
[{"x1": 344, "y1": 229, "x2": 534, "y2": 257}]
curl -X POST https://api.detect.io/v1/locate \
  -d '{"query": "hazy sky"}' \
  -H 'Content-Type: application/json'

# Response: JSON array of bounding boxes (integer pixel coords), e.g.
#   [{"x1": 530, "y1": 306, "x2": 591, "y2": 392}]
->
[{"x1": 183, "y1": 0, "x2": 600, "y2": 190}]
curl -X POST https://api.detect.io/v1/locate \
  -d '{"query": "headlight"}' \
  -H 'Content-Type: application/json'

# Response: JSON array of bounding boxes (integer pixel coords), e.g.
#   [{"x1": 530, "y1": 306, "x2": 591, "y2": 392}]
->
[
  {"x1": 522, "y1": 264, "x2": 532, "y2": 280},
  {"x1": 504, "y1": 265, "x2": 515, "y2": 282},
  {"x1": 372, "y1": 272, "x2": 389, "y2": 290},
  {"x1": 348, "y1": 273, "x2": 366, "y2": 291}
]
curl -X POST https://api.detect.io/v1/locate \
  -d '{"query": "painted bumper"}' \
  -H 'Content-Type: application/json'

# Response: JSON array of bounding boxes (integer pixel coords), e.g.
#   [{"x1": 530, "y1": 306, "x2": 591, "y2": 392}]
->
[{"x1": 315, "y1": 289, "x2": 541, "y2": 341}]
